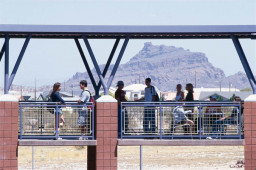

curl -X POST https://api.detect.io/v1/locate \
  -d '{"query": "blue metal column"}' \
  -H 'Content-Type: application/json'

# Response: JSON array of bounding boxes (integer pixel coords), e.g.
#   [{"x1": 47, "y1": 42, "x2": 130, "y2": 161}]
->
[
  {"x1": 8, "y1": 34, "x2": 31, "y2": 90},
  {"x1": 231, "y1": 34, "x2": 256, "y2": 94},
  {"x1": 0, "y1": 42, "x2": 5, "y2": 62},
  {"x1": 4, "y1": 34, "x2": 9, "y2": 94},
  {"x1": 82, "y1": 35, "x2": 108, "y2": 94},
  {"x1": 74, "y1": 38, "x2": 97, "y2": 92},
  {"x1": 96, "y1": 38, "x2": 120, "y2": 96},
  {"x1": 106, "y1": 36, "x2": 130, "y2": 91}
]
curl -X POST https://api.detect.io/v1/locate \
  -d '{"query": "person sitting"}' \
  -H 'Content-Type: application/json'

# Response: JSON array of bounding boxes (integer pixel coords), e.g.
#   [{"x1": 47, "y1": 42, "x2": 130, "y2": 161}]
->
[
  {"x1": 212, "y1": 96, "x2": 242, "y2": 134},
  {"x1": 172, "y1": 105, "x2": 194, "y2": 134},
  {"x1": 204, "y1": 95, "x2": 222, "y2": 132}
]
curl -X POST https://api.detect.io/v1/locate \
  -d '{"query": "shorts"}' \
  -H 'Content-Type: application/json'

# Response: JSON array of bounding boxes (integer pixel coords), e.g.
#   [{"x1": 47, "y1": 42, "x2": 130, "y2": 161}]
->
[{"x1": 77, "y1": 109, "x2": 88, "y2": 126}]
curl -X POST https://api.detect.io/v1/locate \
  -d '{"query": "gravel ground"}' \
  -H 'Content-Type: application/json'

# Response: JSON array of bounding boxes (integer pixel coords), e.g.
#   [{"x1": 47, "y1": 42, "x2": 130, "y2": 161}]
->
[{"x1": 18, "y1": 146, "x2": 244, "y2": 170}]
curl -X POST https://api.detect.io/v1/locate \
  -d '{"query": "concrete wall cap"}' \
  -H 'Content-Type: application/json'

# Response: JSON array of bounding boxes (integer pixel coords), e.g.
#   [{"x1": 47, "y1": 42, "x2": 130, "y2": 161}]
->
[
  {"x1": 244, "y1": 94, "x2": 256, "y2": 102},
  {"x1": 0, "y1": 94, "x2": 19, "y2": 101},
  {"x1": 96, "y1": 95, "x2": 117, "y2": 103}
]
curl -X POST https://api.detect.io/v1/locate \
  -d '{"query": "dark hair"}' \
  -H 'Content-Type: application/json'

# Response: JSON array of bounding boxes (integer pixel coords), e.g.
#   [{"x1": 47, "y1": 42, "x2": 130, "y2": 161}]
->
[
  {"x1": 145, "y1": 78, "x2": 151, "y2": 83},
  {"x1": 52, "y1": 82, "x2": 61, "y2": 95},
  {"x1": 234, "y1": 96, "x2": 241, "y2": 101},
  {"x1": 80, "y1": 80, "x2": 87, "y2": 87},
  {"x1": 186, "y1": 83, "x2": 194, "y2": 93}
]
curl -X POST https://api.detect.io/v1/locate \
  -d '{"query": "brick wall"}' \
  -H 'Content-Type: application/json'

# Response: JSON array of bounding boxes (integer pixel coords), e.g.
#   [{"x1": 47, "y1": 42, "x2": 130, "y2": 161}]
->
[
  {"x1": 87, "y1": 96, "x2": 118, "y2": 170},
  {"x1": 0, "y1": 101, "x2": 19, "y2": 170}
]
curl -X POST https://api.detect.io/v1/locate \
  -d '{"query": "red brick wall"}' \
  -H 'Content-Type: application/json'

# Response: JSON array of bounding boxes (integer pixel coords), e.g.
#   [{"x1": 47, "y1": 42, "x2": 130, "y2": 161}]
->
[
  {"x1": 244, "y1": 102, "x2": 256, "y2": 170},
  {"x1": 0, "y1": 101, "x2": 19, "y2": 170},
  {"x1": 88, "y1": 101, "x2": 118, "y2": 170}
]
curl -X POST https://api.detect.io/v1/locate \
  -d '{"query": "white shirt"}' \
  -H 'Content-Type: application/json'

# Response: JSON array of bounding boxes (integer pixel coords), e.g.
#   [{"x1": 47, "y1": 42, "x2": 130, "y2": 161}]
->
[
  {"x1": 144, "y1": 86, "x2": 156, "y2": 102},
  {"x1": 80, "y1": 90, "x2": 90, "y2": 103}
]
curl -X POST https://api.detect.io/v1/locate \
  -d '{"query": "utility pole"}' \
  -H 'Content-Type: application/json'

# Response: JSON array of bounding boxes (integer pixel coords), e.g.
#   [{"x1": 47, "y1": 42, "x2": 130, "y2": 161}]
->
[
  {"x1": 34, "y1": 78, "x2": 37, "y2": 101},
  {"x1": 194, "y1": 71, "x2": 197, "y2": 88}
]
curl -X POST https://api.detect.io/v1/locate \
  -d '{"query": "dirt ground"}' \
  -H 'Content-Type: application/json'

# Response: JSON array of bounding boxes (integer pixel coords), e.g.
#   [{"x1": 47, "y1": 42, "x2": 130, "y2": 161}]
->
[{"x1": 18, "y1": 146, "x2": 244, "y2": 170}]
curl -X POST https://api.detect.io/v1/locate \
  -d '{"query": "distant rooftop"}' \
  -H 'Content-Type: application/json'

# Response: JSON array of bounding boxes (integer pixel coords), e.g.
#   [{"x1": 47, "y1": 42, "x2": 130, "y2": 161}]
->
[{"x1": 0, "y1": 24, "x2": 255, "y2": 39}]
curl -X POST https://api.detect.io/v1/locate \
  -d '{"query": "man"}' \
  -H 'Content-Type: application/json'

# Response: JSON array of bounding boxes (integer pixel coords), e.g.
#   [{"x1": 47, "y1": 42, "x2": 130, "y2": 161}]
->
[
  {"x1": 212, "y1": 96, "x2": 242, "y2": 134},
  {"x1": 77, "y1": 80, "x2": 90, "y2": 139},
  {"x1": 204, "y1": 95, "x2": 222, "y2": 133},
  {"x1": 115, "y1": 81, "x2": 128, "y2": 136},
  {"x1": 143, "y1": 78, "x2": 157, "y2": 133}
]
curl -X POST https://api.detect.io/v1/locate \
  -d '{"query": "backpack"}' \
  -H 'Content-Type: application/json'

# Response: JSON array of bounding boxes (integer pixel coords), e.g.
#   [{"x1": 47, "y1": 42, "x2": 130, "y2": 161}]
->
[
  {"x1": 151, "y1": 86, "x2": 160, "y2": 101},
  {"x1": 84, "y1": 90, "x2": 96, "y2": 109},
  {"x1": 47, "y1": 95, "x2": 55, "y2": 114}
]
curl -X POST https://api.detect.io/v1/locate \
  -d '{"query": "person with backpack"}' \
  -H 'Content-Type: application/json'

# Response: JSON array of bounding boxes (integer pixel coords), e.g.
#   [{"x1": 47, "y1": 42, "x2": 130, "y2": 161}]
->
[
  {"x1": 115, "y1": 81, "x2": 128, "y2": 136},
  {"x1": 77, "y1": 80, "x2": 91, "y2": 139},
  {"x1": 50, "y1": 82, "x2": 66, "y2": 138},
  {"x1": 143, "y1": 78, "x2": 158, "y2": 133}
]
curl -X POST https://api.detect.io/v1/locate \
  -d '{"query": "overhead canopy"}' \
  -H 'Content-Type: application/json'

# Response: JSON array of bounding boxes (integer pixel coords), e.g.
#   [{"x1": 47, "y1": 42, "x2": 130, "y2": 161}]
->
[{"x1": 0, "y1": 24, "x2": 256, "y2": 39}]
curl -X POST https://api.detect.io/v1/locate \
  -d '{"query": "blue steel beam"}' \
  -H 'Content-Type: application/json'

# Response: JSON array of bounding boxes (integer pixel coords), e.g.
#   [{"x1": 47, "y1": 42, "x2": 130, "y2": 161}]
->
[
  {"x1": 82, "y1": 35, "x2": 108, "y2": 93},
  {"x1": 4, "y1": 34, "x2": 9, "y2": 94},
  {"x1": 0, "y1": 42, "x2": 5, "y2": 62},
  {"x1": 231, "y1": 34, "x2": 256, "y2": 94},
  {"x1": 95, "y1": 38, "x2": 120, "y2": 95},
  {"x1": 74, "y1": 38, "x2": 97, "y2": 91},
  {"x1": 7, "y1": 34, "x2": 31, "y2": 91},
  {"x1": 106, "y1": 36, "x2": 130, "y2": 94}
]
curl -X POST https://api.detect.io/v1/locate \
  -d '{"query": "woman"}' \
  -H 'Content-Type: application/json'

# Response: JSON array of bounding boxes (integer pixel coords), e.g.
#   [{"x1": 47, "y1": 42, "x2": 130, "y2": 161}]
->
[
  {"x1": 50, "y1": 82, "x2": 66, "y2": 133},
  {"x1": 175, "y1": 84, "x2": 184, "y2": 101}
]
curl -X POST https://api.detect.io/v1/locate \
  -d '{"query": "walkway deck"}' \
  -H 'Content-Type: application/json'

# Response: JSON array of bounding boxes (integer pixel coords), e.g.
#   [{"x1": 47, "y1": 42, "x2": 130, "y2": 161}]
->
[{"x1": 18, "y1": 140, "x2": 97, "y2": 146}]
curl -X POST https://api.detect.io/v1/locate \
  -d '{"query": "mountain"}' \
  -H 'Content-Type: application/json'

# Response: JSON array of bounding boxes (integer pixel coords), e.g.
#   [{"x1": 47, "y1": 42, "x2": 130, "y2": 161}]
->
[{"x1": 62, "y1": 42, "x2": 251, "y2": 93}]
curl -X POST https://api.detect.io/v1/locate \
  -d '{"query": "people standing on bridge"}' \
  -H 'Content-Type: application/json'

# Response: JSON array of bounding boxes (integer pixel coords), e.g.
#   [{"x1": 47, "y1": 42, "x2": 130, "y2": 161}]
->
[
  {"x1": 143, "y1": 78, "x2": 157, "y2": 133},
  {"x1": 77, "y1": 80, "x2": 91, "y2": 140},
  {"x1": 115, "y1": 81, "x2": 128, "y2": 137},
  {"x1": 175, "y1": 84, "x2": 184, "y2": 101},
  {"x1": 50, "y1": 82, "x2": 66, "y2": 137}
]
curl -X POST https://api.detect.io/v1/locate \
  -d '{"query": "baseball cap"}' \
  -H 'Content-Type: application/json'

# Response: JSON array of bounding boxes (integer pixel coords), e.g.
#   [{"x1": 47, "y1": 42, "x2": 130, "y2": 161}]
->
[
  {"x1": 210, "y1": 95, "x2": 217, "y2": 100},
  {"x1": 116, "y1": 81, "x2": 124, "y2": 86}
]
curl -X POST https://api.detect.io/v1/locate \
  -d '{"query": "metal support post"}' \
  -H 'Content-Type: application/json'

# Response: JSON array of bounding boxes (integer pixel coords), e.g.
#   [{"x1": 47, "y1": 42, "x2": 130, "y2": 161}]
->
[
  {"x1": 74, "y1": 38, "x2": 97, "y2": 90},
  {"x1": 231, "y1": 35, "x2": 256, "y2": 94},
  {"x1": 96, "y1": 38, "x2": 120, "y2": 95},
  {"x1": 0, "y1": 42, "x2": 5, "y2": 62},
  {"x1": 106, "y1": 36, "x2": 130, "y2": 93},
  {"x1": 140, "y1": 145, "x2": 142, "y2": 170},
  {"x1": 8, "y1": 34, "x2": 31, "y2": 90},
  {"x1": 4, "y1": 34, "x2": 9, "y2": 94},
  {"x1": 82, "y1": 35, "x2": 108, "y2": 94}
]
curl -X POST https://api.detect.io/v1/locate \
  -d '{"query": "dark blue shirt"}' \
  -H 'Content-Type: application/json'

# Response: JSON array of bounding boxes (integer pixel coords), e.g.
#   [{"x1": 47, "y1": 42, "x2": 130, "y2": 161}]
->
[{"x1": 51, "y1": 92, "x2": 65, "y2": 104}]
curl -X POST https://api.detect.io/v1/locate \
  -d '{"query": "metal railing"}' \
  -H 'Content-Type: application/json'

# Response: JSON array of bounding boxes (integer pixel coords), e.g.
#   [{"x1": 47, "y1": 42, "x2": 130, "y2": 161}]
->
[
  {"x1": 120, "y1": 102, "x2": 242, "y2": 139},
  {"x1": 19, "y1": 101, "x2": 94, "y2": 140}
]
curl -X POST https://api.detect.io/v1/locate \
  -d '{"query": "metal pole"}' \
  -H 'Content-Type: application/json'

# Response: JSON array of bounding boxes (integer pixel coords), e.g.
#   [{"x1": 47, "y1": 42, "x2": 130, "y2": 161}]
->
[
  {"x1": 4, "y1": 34, "x2": 9, "y2": 94},
  {"x1": 0, "y1": 42, "x2": 5, "y2": 62},
  {"x1": 82, "y1": 35, "x2": 108, "y2": 94},
  {"x1": 8, "y1": 34, "x2": 31, "y2": 90},
  {"x1": 106, "y1": 36, "x2": 130, "y2": 93},
  {"x1": 140, "y1": 145, "x2": 142, "y2": 170},
  {"x1": 231, "y1": 34, "x2": 256, "y2": 94},
  {"x1": 96, "y1": 38, "x2": 120, "y2": 95},
  {"x1": 74, "y1": 38, "x2": 97, "y2": 90}
]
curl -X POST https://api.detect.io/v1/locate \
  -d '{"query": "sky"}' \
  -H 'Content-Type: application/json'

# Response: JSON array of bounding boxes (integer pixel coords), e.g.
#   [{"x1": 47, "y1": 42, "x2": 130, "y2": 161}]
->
[{"x1": 0, "y1": 0, "x2": 256, "y2": 87}]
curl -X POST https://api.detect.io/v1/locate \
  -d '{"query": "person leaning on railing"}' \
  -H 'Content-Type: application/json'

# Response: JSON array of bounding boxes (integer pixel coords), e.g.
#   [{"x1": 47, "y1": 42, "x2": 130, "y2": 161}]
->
[
  {"x1": 183, "y1": 83, "x2": 194, "y2": 133},
  {"x1": 50, "y1": 82, "x2": 66, "y2": 135},
  {"x1": 114, "y1": 80, "x2": 128, "y2": 136},
  {"x1": 212, "y1": 96, "x2": 242, "y2": 134},
  {"x1": 77, "y1": 80, "x2": 91, "y2": 140}
]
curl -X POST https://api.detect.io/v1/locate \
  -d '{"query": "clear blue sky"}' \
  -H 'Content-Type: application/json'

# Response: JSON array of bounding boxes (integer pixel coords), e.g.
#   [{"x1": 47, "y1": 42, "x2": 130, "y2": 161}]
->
[{"x1": 0, "y1": 0, "x2": 255, "y2": 87}]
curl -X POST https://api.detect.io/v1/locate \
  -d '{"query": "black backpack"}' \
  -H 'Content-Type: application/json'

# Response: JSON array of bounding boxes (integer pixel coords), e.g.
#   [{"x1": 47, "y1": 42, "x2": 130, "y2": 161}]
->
[
  {"x1": 47, "y1": 95, "x2": 55, "y2": 114},
  {"x1": 151, "y1": 86, "x2": 160, "y2": 101}
]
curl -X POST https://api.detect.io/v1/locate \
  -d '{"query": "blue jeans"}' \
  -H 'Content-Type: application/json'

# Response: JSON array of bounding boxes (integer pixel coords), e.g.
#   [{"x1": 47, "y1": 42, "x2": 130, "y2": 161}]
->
[
  {"x1": 212, "y1": 119, "x2": 234, "y2": 133},
  {"x1": 143, "y1": 106, "x2": 156, "y2": 133}
]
